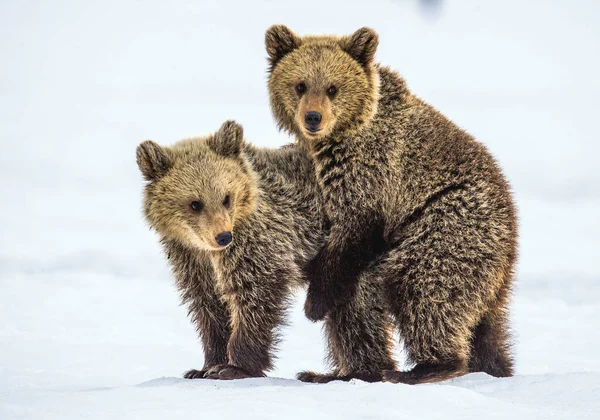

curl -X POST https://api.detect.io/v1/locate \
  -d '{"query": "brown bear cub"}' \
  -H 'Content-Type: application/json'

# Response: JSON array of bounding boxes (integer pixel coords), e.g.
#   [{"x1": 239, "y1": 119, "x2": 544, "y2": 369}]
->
[
  {"x1": 266, "y1": 26, "x2": 518, "y2": 384},
  {"x1": 136, "y1": 121, "x2": 326, "y2": 380}
]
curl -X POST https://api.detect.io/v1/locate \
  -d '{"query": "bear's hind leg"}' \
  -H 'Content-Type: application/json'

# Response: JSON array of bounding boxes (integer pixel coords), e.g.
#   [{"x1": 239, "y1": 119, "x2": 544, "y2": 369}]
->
[
  {"x1": 468, "y1": 285, "x2": 514, "y2": 377},
  {"x1": 382, "y1": 251, "x2": 477, "y2": 384},
  {"x1": 381, "y1": 186, "x2": 514, "y2": 384}
]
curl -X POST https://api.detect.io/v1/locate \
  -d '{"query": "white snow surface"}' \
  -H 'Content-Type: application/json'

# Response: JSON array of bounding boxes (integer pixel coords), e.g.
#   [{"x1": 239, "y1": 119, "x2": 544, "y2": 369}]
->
[{"x1": 1, "y1": 0, "x2": 599, "y2": 418}]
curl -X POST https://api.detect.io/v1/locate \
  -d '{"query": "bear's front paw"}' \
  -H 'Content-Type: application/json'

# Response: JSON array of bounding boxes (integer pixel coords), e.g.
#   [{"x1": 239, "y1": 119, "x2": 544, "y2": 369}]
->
[
  {"x1": 203, "y1": 364, "x2": 257, "y2": 380},
  {"x1": 183, "y1": 369, "x2": 208, "y2": 379},
  {"x1": 304, "y1": 285, "x2": 334, "y2": 322}
]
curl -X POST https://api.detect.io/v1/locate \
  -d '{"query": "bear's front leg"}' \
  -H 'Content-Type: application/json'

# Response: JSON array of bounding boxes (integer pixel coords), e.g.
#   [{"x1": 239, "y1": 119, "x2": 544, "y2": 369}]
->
[
  {"x1": 167, "y1": 242, "x2": 232, "y2": 380},
  {"x1": 304, "y1": 221, "x2": 388, "y2": 321},
  {"x1": 222, "y1": 320, "x2": 276, "y2": 379},
  {"x1": 217, "y1": 260, "x2": 291, "y2": 379},
  {"x1": 304, "y1": 246, "x2": 348, "y2": 321},
  {"x1": 182, "y1": 316, "x2": 231, "y2": 379}
]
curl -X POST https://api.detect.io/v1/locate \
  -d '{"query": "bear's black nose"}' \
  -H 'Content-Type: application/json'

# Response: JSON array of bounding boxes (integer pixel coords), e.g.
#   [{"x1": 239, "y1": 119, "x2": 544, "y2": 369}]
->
[
  {"x1": 305, "y1": 111, "x2": 322, "y2": 131},
  {"x1": 215, "y1": 231, "x2": 233, "y2": 247}
]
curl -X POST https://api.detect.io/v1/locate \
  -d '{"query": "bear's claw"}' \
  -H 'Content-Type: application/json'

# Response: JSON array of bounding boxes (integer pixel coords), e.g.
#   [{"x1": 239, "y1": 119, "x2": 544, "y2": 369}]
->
[
  {"x1": 183, "y1": 369, "x2": 208, "y2": 379},
  {"x1": 203, "y1": 364, "x2": 256, "y2": 380},
  {"x1": 297, "y1": 370, "x2": 383, "y2": 383}
]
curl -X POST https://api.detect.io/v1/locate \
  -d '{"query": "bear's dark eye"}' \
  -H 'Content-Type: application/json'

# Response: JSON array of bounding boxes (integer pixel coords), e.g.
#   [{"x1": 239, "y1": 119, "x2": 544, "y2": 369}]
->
[
  {"x1": 190, "y1": 201, "x2": 204, "y2": 212},
  {"x1": 327, "y1": 85, "x2": 337, "y2": 96},
  {"x1": 223, "y1": 194, "x2": 230, "y2": 208},
  {"x1": 296, "y1": 82, "x2": 307, "y2": 95}
]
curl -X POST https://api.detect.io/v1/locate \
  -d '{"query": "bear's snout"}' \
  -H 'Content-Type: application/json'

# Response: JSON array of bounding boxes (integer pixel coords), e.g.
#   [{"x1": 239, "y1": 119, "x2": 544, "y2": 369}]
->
[
  {"x1": 305, "y1": 111, "x2": 322, "y2": 132},
  {"x1": 215, "y1": 231, "x2": 233, "y2": 247}
]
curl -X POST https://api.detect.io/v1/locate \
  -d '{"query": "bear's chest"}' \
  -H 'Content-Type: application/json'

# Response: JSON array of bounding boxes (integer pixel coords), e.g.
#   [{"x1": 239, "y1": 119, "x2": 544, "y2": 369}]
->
[{"x1": 314, "y1": 140, "x2": 389, "y2": 215}]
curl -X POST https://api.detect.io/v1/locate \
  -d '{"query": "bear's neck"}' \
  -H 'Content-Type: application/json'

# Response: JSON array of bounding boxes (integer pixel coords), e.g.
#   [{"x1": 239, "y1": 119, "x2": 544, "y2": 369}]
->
[
  {"x1": 354, "y1": 65, "x2": 411, "y2": 135},
  {"x1": 305, "y1": 67, "x2": 413, "y2": 197},
  {"x1": 233, "y1": 172, "x2": 260, "y2": 224}
]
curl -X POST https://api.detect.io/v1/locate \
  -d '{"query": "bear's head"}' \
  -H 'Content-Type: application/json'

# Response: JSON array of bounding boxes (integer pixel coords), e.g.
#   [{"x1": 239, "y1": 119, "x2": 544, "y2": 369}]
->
[
  {"x1": 266, "y1": 25, "x2": 380, "y2": 145},
  {"x1": 136, "y1": 121, "x2": 256, "y2": 252}
]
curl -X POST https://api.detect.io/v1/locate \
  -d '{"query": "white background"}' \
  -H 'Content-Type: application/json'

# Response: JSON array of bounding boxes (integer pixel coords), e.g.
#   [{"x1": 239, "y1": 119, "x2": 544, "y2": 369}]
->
[{"x1": 1, "y1": 0, "x2": 599, "y2": 418}]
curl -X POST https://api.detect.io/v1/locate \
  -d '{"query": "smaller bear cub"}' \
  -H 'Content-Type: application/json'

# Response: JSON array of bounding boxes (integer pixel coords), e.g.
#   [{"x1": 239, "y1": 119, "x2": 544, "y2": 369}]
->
[{"x1": 137, "y1": 121, "x2": 325, "y2": 379}]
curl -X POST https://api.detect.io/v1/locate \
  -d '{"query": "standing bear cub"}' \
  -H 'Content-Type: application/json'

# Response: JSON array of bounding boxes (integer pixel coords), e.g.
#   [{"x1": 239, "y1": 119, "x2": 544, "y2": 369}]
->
[
  {"x1": 137, "y1": 121, "x2": 326, "y2": 379},
  {"x1": 266, "y1": 26, "x2": 518, "y2": 384}
]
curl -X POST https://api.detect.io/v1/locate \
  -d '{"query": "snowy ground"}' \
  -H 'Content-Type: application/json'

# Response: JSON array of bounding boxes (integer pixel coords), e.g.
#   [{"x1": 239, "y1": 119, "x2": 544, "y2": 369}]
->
[{"x1": 1, "y1": 0, "x2": 599, "y2": 419}]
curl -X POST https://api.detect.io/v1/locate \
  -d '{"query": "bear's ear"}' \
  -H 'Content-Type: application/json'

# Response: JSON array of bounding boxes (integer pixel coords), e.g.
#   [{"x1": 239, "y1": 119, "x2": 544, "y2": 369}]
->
[
  {"x1": 265, "y1": 25, "x2": 302, "y2": 70},
  {"x1": 136, "y1": 140, "x2": 173, "y2": 181},
  {"x1": 340, "y1": 27, "x2": 379, "y2": 68},
  {"x1": 209, "y1": 120, "x2": 244, "y2": 158}
]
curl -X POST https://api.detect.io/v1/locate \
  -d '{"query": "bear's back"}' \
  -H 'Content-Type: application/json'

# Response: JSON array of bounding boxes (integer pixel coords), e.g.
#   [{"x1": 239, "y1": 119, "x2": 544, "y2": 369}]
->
[{"x1": 244, "y1": 143, "x2": 326, "y2": 266}]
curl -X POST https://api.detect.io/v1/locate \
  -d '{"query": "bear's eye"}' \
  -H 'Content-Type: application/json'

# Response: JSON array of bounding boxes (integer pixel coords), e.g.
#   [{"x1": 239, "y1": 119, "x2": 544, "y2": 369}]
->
[
  {"x1": 327, "y1": 85, "x2": 337, "y2": 96},
  {"x1": 295, "y1": 82, "x2": 307, "y2": 95},
  {"x1": 223, "y1": 194, "x2": 230, "y2": 208},
  {"x1": 190, "y1": 201, "x2": 204, "y2": 212}
]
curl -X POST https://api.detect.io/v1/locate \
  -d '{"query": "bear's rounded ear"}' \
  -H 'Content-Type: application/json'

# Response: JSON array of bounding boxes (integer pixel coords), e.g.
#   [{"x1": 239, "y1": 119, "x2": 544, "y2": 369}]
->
[
  {"x1": 209, "y1": 120, "x2": 244, "y2": 158},
  {"x1": 340, "y1": 27, "x2": 379, "y2": 68},
  {"x1": 136, "y1": 140, "x2": 172, "y2": 181},
  {"x1": 265, "y1": 25, "x2": 302, "y2": 70}
]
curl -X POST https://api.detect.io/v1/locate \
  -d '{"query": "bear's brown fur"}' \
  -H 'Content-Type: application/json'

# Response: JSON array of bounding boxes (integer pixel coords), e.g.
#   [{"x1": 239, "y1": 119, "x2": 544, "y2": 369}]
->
[
  {"x1": 137, "y1": 121, "x2": 327, "y2": 379},
  {"x1": 266, "y1": 26, "x2": 518, "y2": 384}
]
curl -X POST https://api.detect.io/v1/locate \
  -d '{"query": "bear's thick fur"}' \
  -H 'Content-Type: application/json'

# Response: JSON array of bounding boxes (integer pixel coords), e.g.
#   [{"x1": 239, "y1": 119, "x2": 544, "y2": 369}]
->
[
  {"x1": 137, "y1": 121, "x2": 327, "y2": 379},
  {"x1": 266, "y1": 26, "x2": 518, "y2": 384}
]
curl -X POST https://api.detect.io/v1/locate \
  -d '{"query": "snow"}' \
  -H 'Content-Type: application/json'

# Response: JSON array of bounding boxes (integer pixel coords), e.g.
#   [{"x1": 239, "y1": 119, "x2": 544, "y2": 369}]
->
[
  {"x1": 4, "y1": 373, "x2": 599, "y2": 420},
  {"x1": 1, "y1": 0, "x2": 599, "y2": 418}
]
